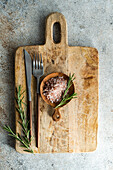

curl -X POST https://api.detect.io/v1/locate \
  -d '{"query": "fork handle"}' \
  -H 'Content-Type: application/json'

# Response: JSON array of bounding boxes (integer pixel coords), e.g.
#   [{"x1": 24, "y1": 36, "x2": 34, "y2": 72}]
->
[
  {"x1": 36, "y1": 93, "x2": 40, "y2": 148},
  {"x1": 28, "y1": 101, "x2": 32, "y2": 139}
]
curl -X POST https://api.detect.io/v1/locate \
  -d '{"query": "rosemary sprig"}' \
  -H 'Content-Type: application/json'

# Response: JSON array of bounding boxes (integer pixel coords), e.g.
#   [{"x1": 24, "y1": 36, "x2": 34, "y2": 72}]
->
[
  {"x1": 3, "y1": 85, "x2": 33, "y2": 153},
  {"x1": 55, "y1": 73, "x2": 77, "y2": 109}
]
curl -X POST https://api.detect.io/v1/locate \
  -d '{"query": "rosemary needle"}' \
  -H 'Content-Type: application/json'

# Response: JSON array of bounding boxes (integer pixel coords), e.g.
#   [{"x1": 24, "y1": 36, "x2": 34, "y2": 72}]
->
[
  {"x1": 3, "y1": 85, "x2": 33, "y2": 153},
  {"x1": 55, "y1": 73, "x2": 77, "y2": 109}
]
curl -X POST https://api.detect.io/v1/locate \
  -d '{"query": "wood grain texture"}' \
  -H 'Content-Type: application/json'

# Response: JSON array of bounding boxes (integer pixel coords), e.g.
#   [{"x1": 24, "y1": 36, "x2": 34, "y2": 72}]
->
[
  {"x1": 36, "y1": 93, "x2": 40, "y2": 148},
  {"x1": 15, "y1": 12, "x2": 99, "y2": 153},
  {"x1": 28, "y1": 101, "x2": 32, "y2": 138}
]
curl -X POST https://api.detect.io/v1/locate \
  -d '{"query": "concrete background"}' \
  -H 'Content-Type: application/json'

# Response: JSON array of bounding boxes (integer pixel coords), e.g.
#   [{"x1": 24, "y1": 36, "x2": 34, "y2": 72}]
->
[{"x1": 0, "y1": 0, "x2": 113, "y2": 169}]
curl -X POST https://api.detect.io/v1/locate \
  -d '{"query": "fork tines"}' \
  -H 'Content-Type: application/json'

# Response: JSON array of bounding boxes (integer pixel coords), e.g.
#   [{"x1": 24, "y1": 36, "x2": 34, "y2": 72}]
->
[{"x1": 33, "y1": 53, "x2": 43, "y2": 69}]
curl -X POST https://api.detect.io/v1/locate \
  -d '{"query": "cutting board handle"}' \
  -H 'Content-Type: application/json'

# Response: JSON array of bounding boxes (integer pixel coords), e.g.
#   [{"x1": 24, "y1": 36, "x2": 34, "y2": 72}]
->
[{"x1": 45, "y1": 12, "x2": 68, "y2": 45}]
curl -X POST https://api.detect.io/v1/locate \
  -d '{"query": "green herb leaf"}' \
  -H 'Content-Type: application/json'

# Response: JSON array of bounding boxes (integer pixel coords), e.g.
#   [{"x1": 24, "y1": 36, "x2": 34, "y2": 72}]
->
[
  {"x1": 55, "y1": 73, "x2": 77, "y2": 109},
  {"x1": 23, "y1": 149, "x2": 33, "y2": 153},
  {"x1": 3, "y1": 85, "x2": 33, "y2": 153}
]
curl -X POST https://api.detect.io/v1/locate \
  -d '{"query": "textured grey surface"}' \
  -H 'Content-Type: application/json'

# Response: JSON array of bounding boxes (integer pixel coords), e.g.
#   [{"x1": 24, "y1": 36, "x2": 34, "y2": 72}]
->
[{"x1": 0, "y1": 0, "x2": 113, "y2": 170}]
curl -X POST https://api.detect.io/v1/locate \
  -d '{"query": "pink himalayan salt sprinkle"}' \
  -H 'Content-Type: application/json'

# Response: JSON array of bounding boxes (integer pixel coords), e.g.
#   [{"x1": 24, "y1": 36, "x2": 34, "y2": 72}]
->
[{"x1": 43, "y1": 76, "x2": 67, "y2": 103}]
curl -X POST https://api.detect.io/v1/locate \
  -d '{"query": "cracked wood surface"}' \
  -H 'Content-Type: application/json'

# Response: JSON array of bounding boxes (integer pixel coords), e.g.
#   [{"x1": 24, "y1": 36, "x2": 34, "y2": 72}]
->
[{"x1": 15, "y1": 12, "x2": 98, "y2": 153}]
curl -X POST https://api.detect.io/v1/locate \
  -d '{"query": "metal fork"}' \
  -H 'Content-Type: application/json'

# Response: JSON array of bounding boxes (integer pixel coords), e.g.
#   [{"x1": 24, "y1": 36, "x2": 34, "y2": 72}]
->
[{"x1": 33, "y1": 53, "x2": 44, "y2": 148}]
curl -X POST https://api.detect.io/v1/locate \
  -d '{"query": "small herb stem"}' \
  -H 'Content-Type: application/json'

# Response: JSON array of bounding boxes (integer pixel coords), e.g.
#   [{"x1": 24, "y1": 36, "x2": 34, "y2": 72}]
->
[
  {"x1": 3, "y1": 85, "x2": 33, "y2": 153},
  {"x1": 55, "y1": 74, "x2": 77, "y2": 109}
]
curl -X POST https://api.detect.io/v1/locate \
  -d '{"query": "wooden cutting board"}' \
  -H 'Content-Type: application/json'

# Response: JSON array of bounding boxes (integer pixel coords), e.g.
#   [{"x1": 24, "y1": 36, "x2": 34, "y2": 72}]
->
[{"x1": 15, "y1": 12, "x2": 99, "y2": 153}]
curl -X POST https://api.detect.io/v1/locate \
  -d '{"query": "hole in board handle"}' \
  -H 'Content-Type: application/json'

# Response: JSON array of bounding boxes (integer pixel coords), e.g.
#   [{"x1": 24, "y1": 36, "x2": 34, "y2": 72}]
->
[{"x1": 53, "y1": 22, "x2": 61, "y2": 44}]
